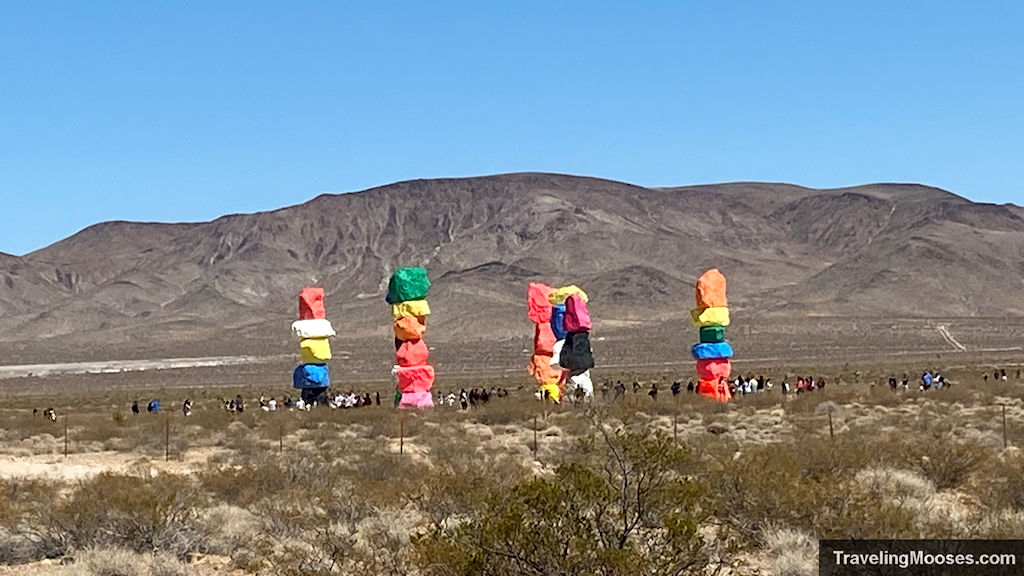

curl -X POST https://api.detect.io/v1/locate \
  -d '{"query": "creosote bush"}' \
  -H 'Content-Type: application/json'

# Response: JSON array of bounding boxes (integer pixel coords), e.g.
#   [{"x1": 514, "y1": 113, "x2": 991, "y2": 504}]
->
[
  {"x1": 25, "y1": 473, "x2": 208, "y2": 560},
  {"x1": 413, "y1": 428, "x2": 709, "y2": 576}
]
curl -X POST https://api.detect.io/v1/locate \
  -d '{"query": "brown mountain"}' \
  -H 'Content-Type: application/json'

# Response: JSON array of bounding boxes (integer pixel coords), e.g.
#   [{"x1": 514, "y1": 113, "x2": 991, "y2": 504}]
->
[{"x1": 1, "y1": 172, "x2": 1022, "y2": 362}]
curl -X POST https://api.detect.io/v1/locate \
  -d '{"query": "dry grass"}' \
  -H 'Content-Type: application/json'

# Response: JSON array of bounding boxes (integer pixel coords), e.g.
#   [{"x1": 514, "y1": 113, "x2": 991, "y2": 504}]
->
[
  {"x1": 762, "y1": 527, "x2": 817, "y2": 576},
  {"x1": 64, "y1": 547, "x2": 186, "y2": 576}
]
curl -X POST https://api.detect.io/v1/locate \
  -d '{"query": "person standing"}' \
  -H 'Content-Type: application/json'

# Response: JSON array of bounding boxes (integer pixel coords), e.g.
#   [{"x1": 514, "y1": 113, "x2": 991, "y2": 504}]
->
[
  {"x1": 648, "y1": 382, "x2": 658, "y2": 401},
  {"x1": 182, "y1": 399, "x2": 193, "y2": 416}
]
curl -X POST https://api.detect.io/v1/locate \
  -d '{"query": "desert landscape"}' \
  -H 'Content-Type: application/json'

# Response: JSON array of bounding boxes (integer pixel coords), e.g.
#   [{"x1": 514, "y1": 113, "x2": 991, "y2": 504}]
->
[{"x1": 0, "y1": 174, "x2": 1023, "y2": 575}]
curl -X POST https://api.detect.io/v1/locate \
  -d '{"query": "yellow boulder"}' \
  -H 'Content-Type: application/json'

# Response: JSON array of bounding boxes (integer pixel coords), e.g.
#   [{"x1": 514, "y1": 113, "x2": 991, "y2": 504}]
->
[
  {"x1": 690, "y1": 306, "x2": 730, "y2": 327},
  {"x1": 391, "y1": 299, "x2": 431, "y2": 319},
  {"x1": 548, "y1": 285, "x2": 589, "y2": 305},
  {"x1": 299, "y1": 337, "x2": 332, "y2": 362}
]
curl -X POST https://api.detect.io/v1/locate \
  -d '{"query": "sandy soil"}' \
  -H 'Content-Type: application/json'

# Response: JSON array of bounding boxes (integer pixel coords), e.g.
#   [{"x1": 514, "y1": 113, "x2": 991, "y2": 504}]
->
[
  {"x1": 0, "y1": 356, "x2": 287, "y2": 380},
  {"x1": 0, "y1": 447, "x2": 230, "y2": 481},
  {"x1": 0, "y1": 555, "x2": 246, "y2": 575}
]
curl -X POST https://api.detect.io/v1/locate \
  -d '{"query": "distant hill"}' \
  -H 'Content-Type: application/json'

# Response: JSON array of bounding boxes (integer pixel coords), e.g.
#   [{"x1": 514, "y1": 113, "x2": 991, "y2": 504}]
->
[{"x1": 2, "y1": 172, "x2": 1022, "y2": 361}]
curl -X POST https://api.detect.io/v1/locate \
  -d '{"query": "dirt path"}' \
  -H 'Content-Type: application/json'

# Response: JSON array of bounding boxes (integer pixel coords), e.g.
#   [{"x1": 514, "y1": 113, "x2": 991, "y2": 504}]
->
[{"x1": 936, "y1": 325, "x2": 967, "y2": 351}]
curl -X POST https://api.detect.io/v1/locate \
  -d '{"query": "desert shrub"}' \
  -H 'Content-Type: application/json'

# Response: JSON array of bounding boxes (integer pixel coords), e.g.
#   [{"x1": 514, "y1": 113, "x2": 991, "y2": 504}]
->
[
  {"x1": 976, "y1": 509, "x2": 1024, "y2": 539},
  {"x1": 199, "y1": 463, "x2": 289, "y2": 506},
  {"x1": 66, "y1": 546, "x2": 145, "y2": 576},
  {"x1": 406, "y1": 440, "x2": 528, "y2": 534},
  {"x1": 195, "y1": 442, "x2": 429, "y2": 574},
  {"x1": 38, "y1": 473, "x2": 208, "y2": 558},
  {"x1": 856, "y1": 467, "x2": 935, "y2": 502},
  {"x1": 974, "y1": 451, "x2": 1024, "y2": 510},
  {"x1": 0, "y1": 478, "x2": 63, "y2": 562},
  {"x1": 413, "y1": 428, "x2": 709, "y2": 576},
  {"x1": 233, "y1": 485, "x2": 384, "y2": 575},
  {"x1": 352, "y1": 506, "x2": 422, "y2": 576},
  {"x1": 197, "y1": 504, "x2": 260, "y2": 556},
  {"x1": 907, "y1": 438, "x2": 990, "y2": 490},
  {"x1": 762, "y1": 527, "x2": 816, "y2": 576},
  {"x1": 64, "y1": 546, "x2": 186, "y2": 576},
  {"x1": 708, "y1": 440, "x2": 918, "y2": 540},
  {"x1": 852, "y1": 466, "x2": 975, "y2": 535},
  {"x1": 199, "y1": 448, "x2": 352, "y2": 506}
]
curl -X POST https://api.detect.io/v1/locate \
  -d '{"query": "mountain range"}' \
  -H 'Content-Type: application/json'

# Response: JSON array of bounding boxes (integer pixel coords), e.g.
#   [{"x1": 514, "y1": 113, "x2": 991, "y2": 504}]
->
[{"x1": 2, "y1": 172, "x2": 1022, "y2": 363}]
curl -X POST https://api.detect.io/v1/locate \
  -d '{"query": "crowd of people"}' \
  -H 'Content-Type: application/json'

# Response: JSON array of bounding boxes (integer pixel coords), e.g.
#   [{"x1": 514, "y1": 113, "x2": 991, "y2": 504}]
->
[
  {"x1": 29, "y1": 366, "x2": 1017, "y2": 422},
  {"x1": 112, "y1": 387, "x2": 515, "y2": 416},
  {"x1": 32, "y1": 407, "x2": 58, "y2": 421},
  {"x1": 983, "y1": 368, "x2": 1015, "y2": 382},
  {"x1": 443, "y1": 387, "x2": 511, "y2": 409},
  {"x1": 885, "y1": 371, "x2": 949, "y2": 392},
  {"x1": 589, "y1": 367, "x2": 986, "y2": 402},
  {"x1": 249, "y1": 391, "x2": 380, "y2": 411}
]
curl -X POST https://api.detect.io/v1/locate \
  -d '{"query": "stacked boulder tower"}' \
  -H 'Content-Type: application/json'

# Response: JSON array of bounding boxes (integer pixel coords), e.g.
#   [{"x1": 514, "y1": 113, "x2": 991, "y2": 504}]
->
[
  {"x1": 691, "y1": 269, "x2": 733, "y2": 402},
  {"x1": 556, "y1": 288, "x2": 595, "y2": 402},
  {"x1": 388, "y1": 267, "x2": 434, "y2": 409},
  {"x1": 291, "y1": 287, "x2": 336, "y2": 405},
  {"x1": 526, "y1": 283, "x2": 563, "y2": 403},
  {"x1": 526, "y1": 284, "x2": 594, "y2": 403}
]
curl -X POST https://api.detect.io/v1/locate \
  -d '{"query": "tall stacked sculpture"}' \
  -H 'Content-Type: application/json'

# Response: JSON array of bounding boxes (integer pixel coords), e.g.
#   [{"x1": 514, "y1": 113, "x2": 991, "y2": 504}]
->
[
  {"x1": 388, "y1": 267, "x2": 434, "y2": 408},
  {"x1": 691, "y1": 269, "x2": 733, "y2": 402},
  {"x1": 557, "y1": 289, "x2": 595, "y2": 401},
  {"x1": 526, "y1": 284, "x2": 594, "y2": 403},
  {"x1": 526, "y1": 283, "x2": 562, "y2": 402},
  {"x1": 291, "y1": 287, "x2": 335, "y2": 405}
]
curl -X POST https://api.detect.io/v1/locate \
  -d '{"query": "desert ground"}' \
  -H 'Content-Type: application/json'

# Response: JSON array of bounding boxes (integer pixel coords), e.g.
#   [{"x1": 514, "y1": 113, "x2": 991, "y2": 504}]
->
[{"x1": 0, "y1": 321, "x2": 1023, "y2": 576}]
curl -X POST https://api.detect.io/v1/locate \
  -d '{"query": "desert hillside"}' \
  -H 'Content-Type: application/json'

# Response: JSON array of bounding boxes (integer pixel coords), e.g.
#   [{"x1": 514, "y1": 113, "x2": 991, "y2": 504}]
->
[{"x1": 1, "y1": 173, "x2": 1022, "y2": 362}]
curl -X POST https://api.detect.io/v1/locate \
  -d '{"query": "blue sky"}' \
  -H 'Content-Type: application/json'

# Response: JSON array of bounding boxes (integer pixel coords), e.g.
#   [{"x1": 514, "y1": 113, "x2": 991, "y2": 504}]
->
[{"x1": 2, "y1": 1, "x2": 1022, "y2": 255}]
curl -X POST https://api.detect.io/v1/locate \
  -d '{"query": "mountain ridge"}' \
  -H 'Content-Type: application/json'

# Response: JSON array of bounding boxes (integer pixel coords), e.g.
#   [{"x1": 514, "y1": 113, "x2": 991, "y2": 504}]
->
[{"x1": 2, "y1": 172, "x2": 1022, "y2": 361}]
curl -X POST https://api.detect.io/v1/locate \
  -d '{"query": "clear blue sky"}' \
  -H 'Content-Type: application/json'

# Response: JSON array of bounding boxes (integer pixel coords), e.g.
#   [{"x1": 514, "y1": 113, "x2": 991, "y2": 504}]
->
[{"x1": 2, "y1": 1, "x2": 1022, "y2": 255}]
